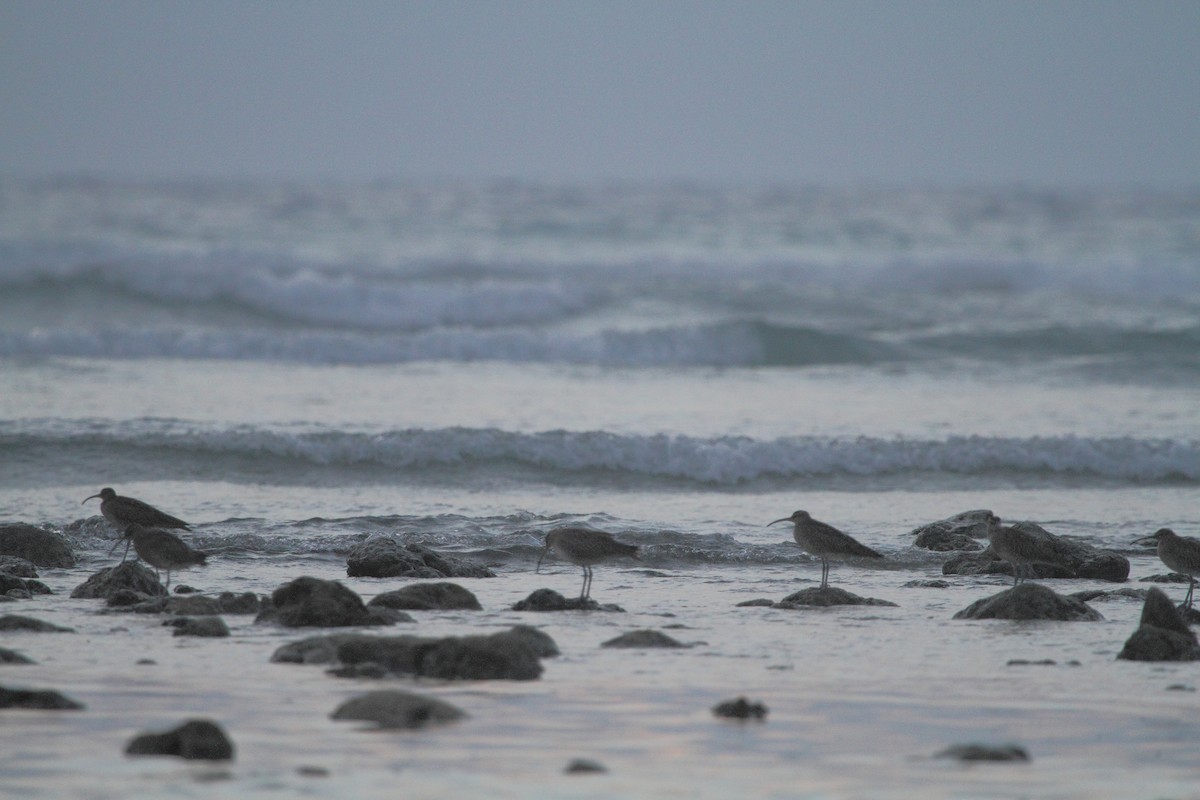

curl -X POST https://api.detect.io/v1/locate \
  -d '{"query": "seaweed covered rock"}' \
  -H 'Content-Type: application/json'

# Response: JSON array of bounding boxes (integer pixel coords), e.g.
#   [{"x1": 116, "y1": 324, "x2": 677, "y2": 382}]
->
[
  {"x1": 953, "y1": 582, "x2": 1103, "y2": 621},
  {"x1": 512, "y1": 588, "x2": 624, "y2": 612},
  {"x1": 0, "y1": 524, "x2": 75, "y2": 568},
  {"x1": 346, "y1": 538, "x2": 495, "y2": 579}
]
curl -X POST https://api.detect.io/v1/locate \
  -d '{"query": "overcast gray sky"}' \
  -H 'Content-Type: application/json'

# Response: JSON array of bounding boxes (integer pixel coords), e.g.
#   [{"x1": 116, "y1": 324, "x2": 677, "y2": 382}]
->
[{"x1": 2, "y1": 1, "x2": 1197, "y2": 186}]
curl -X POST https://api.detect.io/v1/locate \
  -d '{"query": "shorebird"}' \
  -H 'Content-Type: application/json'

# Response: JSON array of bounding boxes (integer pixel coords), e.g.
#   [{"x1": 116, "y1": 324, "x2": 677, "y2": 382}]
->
[
  {"x1": 768, "y1": 510, "x2": 883, "y2": 589},
  {"x1": 536, "y1": 527, "x2": 639, "y2": 601},
  {"x1": 985, "y1": 520, "x2": 1066, "y2": 586},
  {"x1": 1134, "y1": 528, "x2": 1200, "y2": 609},
  {"x1": 117, "y1": 524, "x2": 207, "y2": 591},
  {"x1": 83, "y1": 487, "x2": 190, "y2": 563}
]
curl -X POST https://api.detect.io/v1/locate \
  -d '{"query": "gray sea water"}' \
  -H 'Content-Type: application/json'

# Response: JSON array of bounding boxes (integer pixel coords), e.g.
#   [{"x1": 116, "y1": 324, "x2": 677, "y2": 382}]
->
[{"x1": 1, "y1": 178, "x2": 1199, "y2": 797}]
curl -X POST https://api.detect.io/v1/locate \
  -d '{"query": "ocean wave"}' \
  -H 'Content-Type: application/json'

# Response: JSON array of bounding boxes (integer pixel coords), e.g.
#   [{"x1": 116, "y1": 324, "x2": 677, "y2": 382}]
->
[
  {"x1": 0, "y1": 321, "x2": 892, "y2": 367},
  {"x1": 7, "y1": 422, "x2": 1197, "y2": 485}
]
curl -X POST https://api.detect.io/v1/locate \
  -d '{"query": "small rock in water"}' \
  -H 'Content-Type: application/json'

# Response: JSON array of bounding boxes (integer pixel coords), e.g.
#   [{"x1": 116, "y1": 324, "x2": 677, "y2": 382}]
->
[
  {"x1": 367, "y1": 581, "x2": 482, "y2": 611},
  {"x1": 601, "y1": 629, "x2": 690, "y2": 649},
  {"x1": 712, "y1": 696, "x2": 768, "y2": 721},
  {"x1": 1166, "y1": 684, "x2": 1196, "y2": 692},
  {"x1": 173, "y1": 584, "x2": 198, "y2": 594},
  {"x1": 775, "y1": 587, "x2": 898, "y2": 608},
  {"x1": 0, "y1": 685, "x2": 84, "y2": 710},
  {"x1": 1006, "y1": 659, "x2": 1056, "y2": 666},
  {"x1": 511, "y1": 588, "x2": 625, "y2": 612},
  {"x1": 902, "y1": 579, "x2": 951, "y2": 589},
  {"x1": 910, "y1": 510, "x2": 995, "y2": 552},
  {"x1": 735, "y1": 598, "x2": 776, "y2": 607},
  {"x1": 0, "y1": 646, "x2": 34, "y2": 664},
  {"x1": 565, "y1": 758, "x2": 608, "y2": 774},
  {"x1": 0, "y1": 614, "x2": 73, "y2": 632},
  {"x1": 331, "y1": 689, "x2": 465, "y2": 729},
  {"x1": 165, "y1": 616, "x2": 231, "y2": 637},
  {"x1": 125, "y1": 719, "x2": 235, "y2": 760},
  {"x1": 72, "y1": 562, "x2": 165, "y2": 600},
  {"x1": 935, "y1": 743, "x2": 1030, "y2": 762},
  {"x1": 1117, "y1": 587, "x2": 1200, "y2": 662},
  {"x1": 256, "y1": 576, "x2": 391, "y2": 628},
  {"x1": 0, "y1": 523, "x2": 76, "y2": 568},
  {"x1": 953, "y1": 583, "x2": 1103, "y2": 621},
  {"x1": 346, "y1": 538, "x2": 495, "y2": 579}
]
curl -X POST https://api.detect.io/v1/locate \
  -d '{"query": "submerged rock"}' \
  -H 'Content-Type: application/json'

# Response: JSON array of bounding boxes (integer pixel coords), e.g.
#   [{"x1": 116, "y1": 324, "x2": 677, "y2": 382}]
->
[
  {"x1": 346, "y1": 538, "x2": 496, "y2": 579},
  {"x1": 0, "y1": 614, "x2": 73, "y2": 632},
  {"x1": 71, "y1": 562, "x2": 165, "y2": 600},
  {"x1": 367, "y1": 582, "x2": 482, "y2": 611},
  {"x1": 256, "y1": 576, "x2": 393, "y2": 627},
  {"x1": 330, "y1": 689, "x2": 465, "y2": 730},
  {"x1": 0, "y1": 685, "x2": 84, "y2": 710},
  {"x1": 125, "y1": 719, "x2": 235, "y2": 760},
  {"x1": 712, "y1": 696, "x2": 768, "y2": 720},
  {"x1": 0, "y1": 572, "x2": 51, "y2": 598},
  {"x1": 271, "y1": 633, "x2": 376, "y2": 664},
  {"x1": 1117, "y1": 588, "x2": 1200, "y2": 662},
  {"x1": 0, "y1": 524, "x2": 76, "y2": 568},
  {"x1": 953, "y1": 583, "x2": 1103, "y2": 621},
  {"x1": 166, "y1": 616, "x2": 230, "y2": 637},
  {"x1": 935, "y1": 743, "x2": 1030, "y2": 762},
  {"x1": 0, "y1": 646, "x2": 34, "y2": 664},
  {"x1": 600, "y1": 629, "x2": 690, "y2": 649},
  {"x1": 0, "y1": 557, "x2": 39, "y2": 579},
  {"x1": 911, "y1": 510, "x2": 994, "y2": 552},
  {"x1": 775, "y1": 587, "x2": 898, "y2": 608},
  {"x1": 941, "y1": 521, "x2": 1129, "y2": 582},
  {"x1": 512, "y1": 588, "x2": 625, "y2": 612},
  {"x1": 565, "y1": 759, "x2": 608, "y2": 774}
]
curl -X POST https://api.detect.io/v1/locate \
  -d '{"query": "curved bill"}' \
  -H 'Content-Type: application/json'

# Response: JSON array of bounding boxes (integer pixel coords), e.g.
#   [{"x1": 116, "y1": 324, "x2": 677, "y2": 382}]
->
[
  {"x1": 83, "y1": 493, "x2": 102, "y2": 504},
  {"x1": 766, "y1": 518, "x2": 791, "y2": 527}
]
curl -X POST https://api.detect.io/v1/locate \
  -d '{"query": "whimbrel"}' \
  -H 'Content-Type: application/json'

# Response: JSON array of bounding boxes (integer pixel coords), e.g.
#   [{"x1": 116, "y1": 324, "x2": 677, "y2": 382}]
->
[
  {"x1": 84, "y1": 487, "x2": 190, "y2": 563},
  {"x1": 768, "y1": 510, "x2": 883, "y2": 589},
  {"x1": 1135, "y1": 528, "x2": 1200, "y2": 609},
  {"x1": 118, "y1": 524, "x2": 207, "y2": 591},
  {"x1": 536, "y1": 527, "x2": 639, "y2": 601},
  {"x1": 985, "y1": 520, "x2": 1066, "y2": 586}
]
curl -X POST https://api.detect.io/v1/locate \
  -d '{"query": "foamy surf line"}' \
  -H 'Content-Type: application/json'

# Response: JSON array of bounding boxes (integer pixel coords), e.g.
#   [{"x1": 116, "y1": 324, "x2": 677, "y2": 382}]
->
[{"x1": 5, "y1": 422, "x2": 1197, "y2": 484}]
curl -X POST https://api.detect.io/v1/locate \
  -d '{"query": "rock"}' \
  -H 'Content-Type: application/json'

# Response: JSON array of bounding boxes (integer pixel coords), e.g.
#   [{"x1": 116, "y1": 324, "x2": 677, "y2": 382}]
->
[
  {"x1": 0, "y1": 572, "x2": 51, "y2": 597},
  {"x1": 367, "y1": 582, "x2": 482, "y2": 611},
  {"x1": 346, "y1": 538, "x2": 496, "y2": 579},
  {"x1": 712, "y1": 696, "x2": 768, "y2": 720},
  {"x1": 105, "y1": 589, "x2": 158, "y2": 608},
  {"x1": 775, "y1": 587, "x2": 898, "y2": 608},
  {"x1": 0, "y1": 524, "x2": 76, "y2": 568},
  {"x1": 512, "y1": 588, "x2": 625, "y2": 612},
  {"x1": 0, "y1": 647, "x2": 34, "y2": 664},
  {"x1": 166, "y1": 616, "x2": 231, "y2": 637},
  {"x1": 734, "y1": 598, "x2": 776, "y2": 607},
  {"x1": 935, "y1": 743, "x2": 1030, "y2": 762},
  {"x1": 0, "y1": 685, "x2": 84, "y2": 710},
  {"x1": 601, "y1": 630, "x2": 690, "y2": 649},
  {"x1": 216, "y1": 591, "x2": 262, "y2": 614},
  {"x1": 1071, "y1": 588, "x2": 1148, "y2": 603},
  {"x1": 330, "y1": 689, "x2": 465, "y2": 729},
  {"x1": 902, "y1": 579, "x2": 951, "y2": 588},
  {"x1": 953, "y1": 583, "x2": 1103, "y2": 621},
  {"x1": 0, "y1": 615, "x2": 73, "y2": 632},
  {"x1": 941, "y1": 521, "x2": 1129, "y2": 582},
  {"x1": 125, "y1": 719, "x2": 235, "y2": 760},
  {"x1": 0, "y1": 557, "x2": 39, "y2": 578},
  {"x1": 71, "y1": 562, "x2": 165, "y2": 600},
  {"x1": 166, "y1": 595, "x2": 224, "y2": 615},
  {"x1": 911, "y1": 510, "x2": 995, "y2": 551},
  {"x1": 336, "y1": 626, "x2": 552, "y2": 681},
  {"x1": 565, "y1": 759, "x2": 608, "y2": 774},
  {"x1": 504, "y1": 624, "x2": 560, "y2": 658},
  {"x1": 1139, "y1": 572, "x2": 1196, "y2": 584},
  {"x1": 271, "y1": 633, "x2": 377, "y2": 664},
  {"x1": 256, "y1": 576, "x2": 391, "y2": 628},
  {"x1": 1117, "y1": 588, "x2": 1200, "y2": 662}
]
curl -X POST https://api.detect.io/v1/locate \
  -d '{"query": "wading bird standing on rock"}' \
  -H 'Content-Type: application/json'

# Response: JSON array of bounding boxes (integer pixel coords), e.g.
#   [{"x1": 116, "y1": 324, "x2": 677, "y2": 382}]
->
[
  {"x1": 768, "y1": 510, "x2": 883, "y2": 589},
  {"x1": 1135, "y1": 528, "x2": 1200, "y2": 610},
  {"x1": 536, "y1": 527, "x2": 639, "y2": 601}
]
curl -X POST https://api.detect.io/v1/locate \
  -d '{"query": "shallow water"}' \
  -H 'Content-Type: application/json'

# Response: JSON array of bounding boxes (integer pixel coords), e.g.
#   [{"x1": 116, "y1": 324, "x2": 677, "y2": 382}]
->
[{"x1": 2, "y1": 178, "x2": 1198, "y2": 797}]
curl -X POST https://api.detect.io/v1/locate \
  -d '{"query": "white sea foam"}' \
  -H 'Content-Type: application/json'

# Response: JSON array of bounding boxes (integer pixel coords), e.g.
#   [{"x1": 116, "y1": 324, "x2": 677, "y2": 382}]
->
[{"x1": 7, "y1": 421, "x2": 1197, "y2": 484}]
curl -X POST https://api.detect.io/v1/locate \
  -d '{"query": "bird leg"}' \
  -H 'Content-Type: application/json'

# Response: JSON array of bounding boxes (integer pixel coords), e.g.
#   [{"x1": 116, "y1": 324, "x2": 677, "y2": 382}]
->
[
  {"x1": 1184, "y1": 577, "x2": 1195, "y2": 610},
  {"x1": 819, "y1": 559, "x2": 830, "y2": 589}
]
